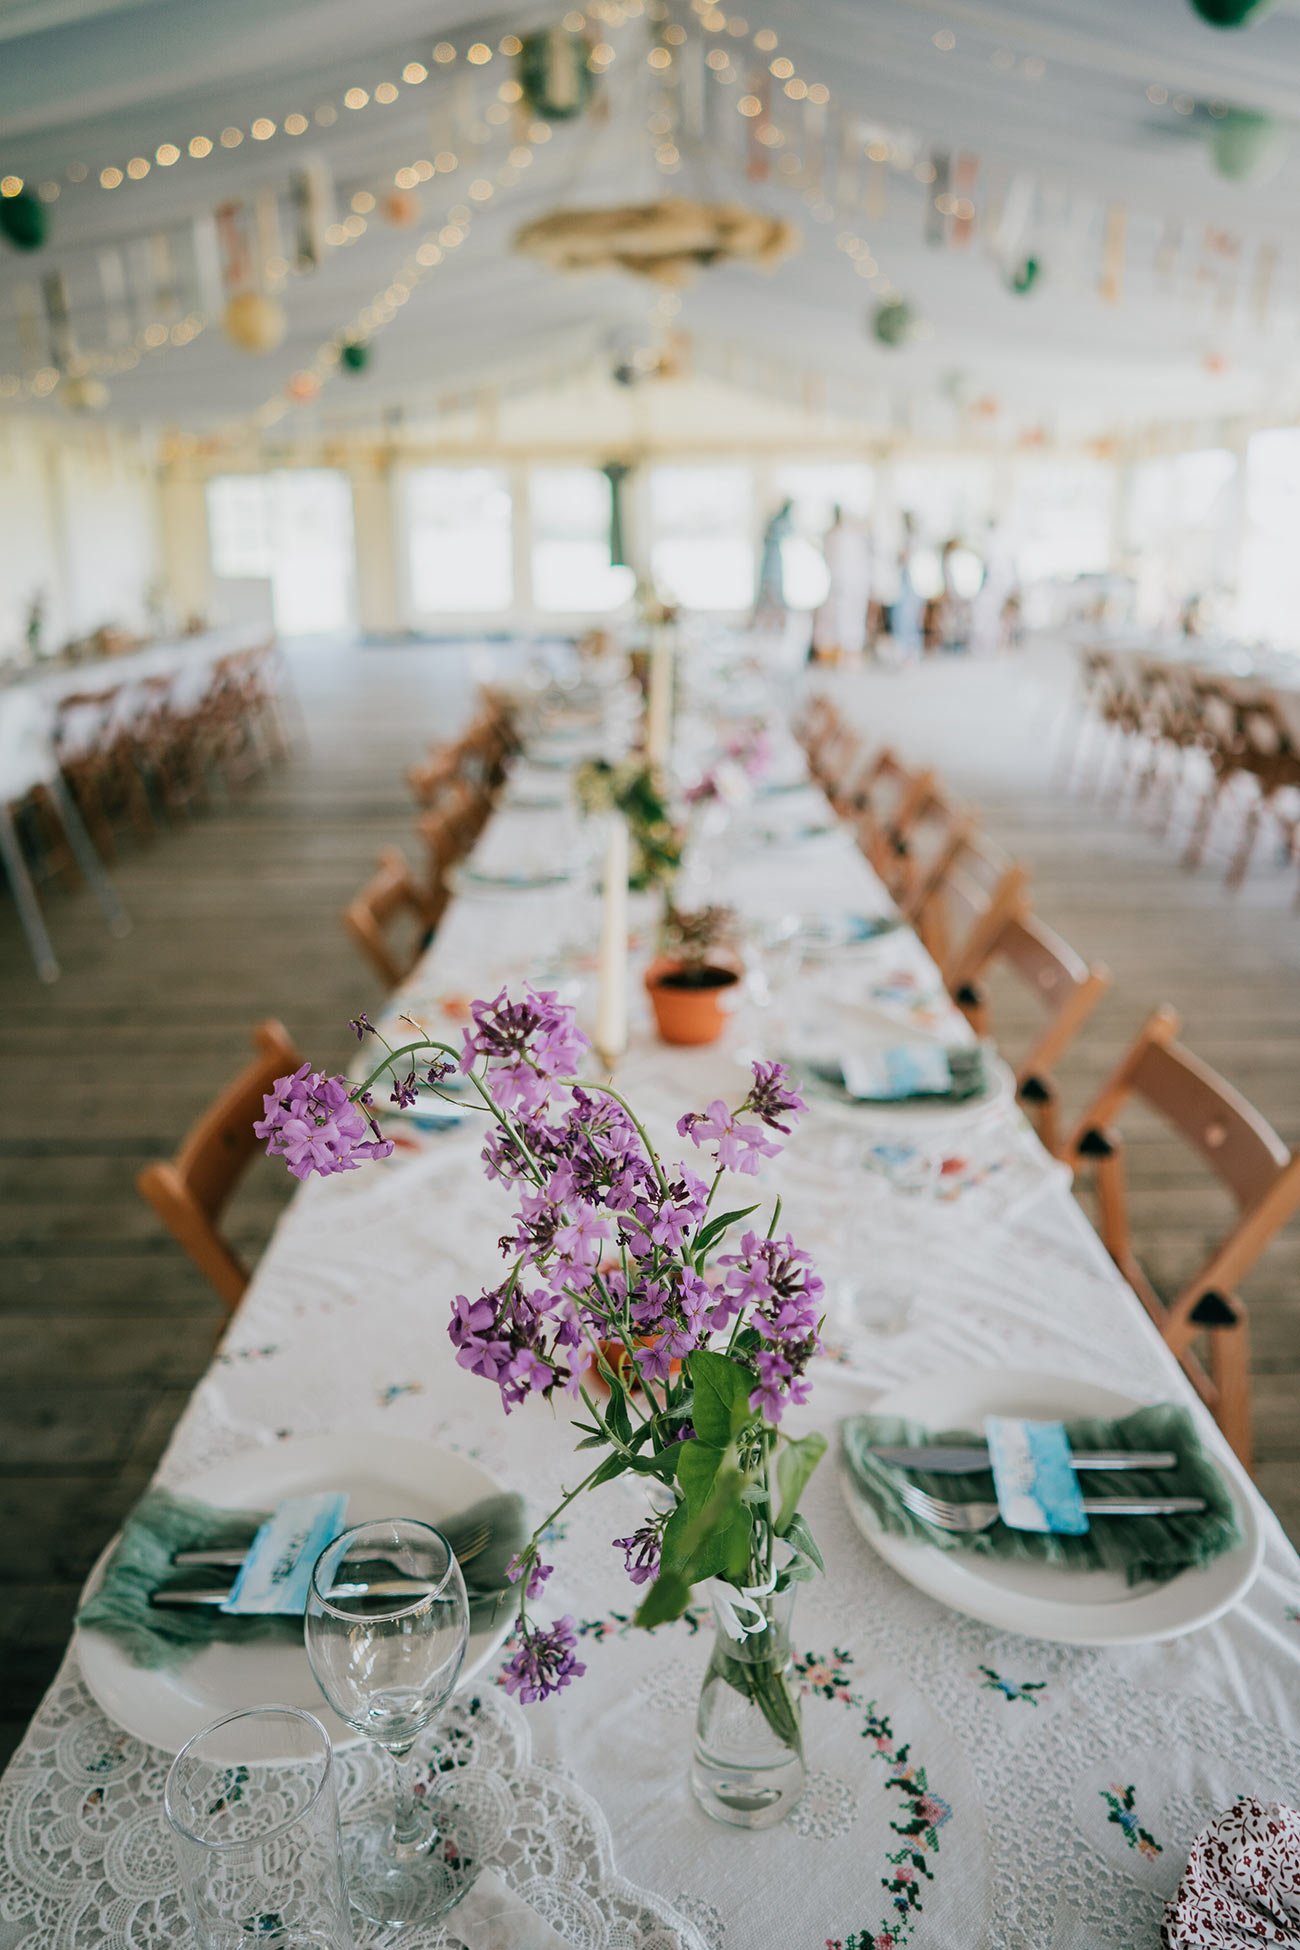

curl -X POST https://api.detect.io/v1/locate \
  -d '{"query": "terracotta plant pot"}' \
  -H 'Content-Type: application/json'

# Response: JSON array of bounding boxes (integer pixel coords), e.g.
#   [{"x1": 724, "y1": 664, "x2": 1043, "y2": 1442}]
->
[
  {"x1": 591, "y1": 1335, "x2": 682, "y2": 1394},
  {"x1": 644, "y1": 957, "x2": 740, "y2": 1047}
]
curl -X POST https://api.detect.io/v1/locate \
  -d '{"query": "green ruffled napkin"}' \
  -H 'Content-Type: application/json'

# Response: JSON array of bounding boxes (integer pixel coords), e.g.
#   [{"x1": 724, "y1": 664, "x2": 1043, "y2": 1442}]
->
[
  {"x1": 77, "y1": 1487, "x2": 527, "y2": 1671},
  {"x1": 841, "y1": 1403, "x2": 1243, "y2": 1588}
]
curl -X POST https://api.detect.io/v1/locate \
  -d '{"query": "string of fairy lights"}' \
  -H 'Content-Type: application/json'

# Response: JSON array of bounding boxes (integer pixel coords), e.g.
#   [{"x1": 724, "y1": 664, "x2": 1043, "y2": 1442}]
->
[
  {"x1": 0, "y1": 7, "x2": 641, "y2": 407},
  {"x1": 0, "y1": 6, "x2": 634, "y2": 208}
]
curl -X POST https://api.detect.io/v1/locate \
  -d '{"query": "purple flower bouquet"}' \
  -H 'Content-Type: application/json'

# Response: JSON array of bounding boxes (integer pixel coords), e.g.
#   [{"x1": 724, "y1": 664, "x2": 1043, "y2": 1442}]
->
[{"x1": 257, "y1": 986, "x2": 827, "y2": 1807}]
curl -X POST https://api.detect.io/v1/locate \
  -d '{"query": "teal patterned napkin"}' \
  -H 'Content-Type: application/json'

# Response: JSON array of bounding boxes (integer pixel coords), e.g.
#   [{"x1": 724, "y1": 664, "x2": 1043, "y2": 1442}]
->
[
  {"x1": 841, "y1": 1403, "x2": 1243, "y2": 1587},
  {"x1": 77, "y1": 1487, "x2": 526, "y2": 1670}
]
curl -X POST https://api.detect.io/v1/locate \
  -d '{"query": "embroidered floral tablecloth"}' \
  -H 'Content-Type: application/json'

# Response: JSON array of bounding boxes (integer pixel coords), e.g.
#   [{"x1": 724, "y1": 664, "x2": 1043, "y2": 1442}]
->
[{"x1": 3, "y1": 767, "x2": 1300, "y2": 1950}]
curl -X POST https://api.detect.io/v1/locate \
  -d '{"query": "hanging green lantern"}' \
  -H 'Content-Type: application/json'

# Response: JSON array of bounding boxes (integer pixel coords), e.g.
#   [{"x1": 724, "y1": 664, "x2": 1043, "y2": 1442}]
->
[
  {"x1": 1212, "y1": 108, "x2": 1288, "y2": 182},
  {"x1": 341, "y1": 340, "x2": 370, "y2": 373},
  {"x1": 517, "y1": 26, "x2": 595, "y2": 121},
  {"x1": 1010, "y1": 255, "x2": 1040, "y2": 294},
  {"x1": 1189, "y1": 0, "x2": 1275, "y2": 23},
  {"x1": 872, "y1": 300, "x2": 915, "y2": 348},
  {"x1": 0, "y1": 189, "x2": 48, "y2": 252}
]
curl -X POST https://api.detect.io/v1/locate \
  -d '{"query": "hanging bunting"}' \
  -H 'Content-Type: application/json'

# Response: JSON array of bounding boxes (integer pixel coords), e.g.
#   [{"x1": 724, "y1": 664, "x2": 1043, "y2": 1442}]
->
[
  {"x1": 1251, "y1": 241, "x2": 1277, "y2": 329},
  {"x1": 290, "y1": 157, "x2": 334, "y2": 270},
  {"x1": 216, "y1": 200, "x2": 254, "y2": 295},
  {"x1": 864, "y1": 155, "x2": 886, "y2": 223},
  {"x1": 836, "y1": 116, "x2": 859, "y2": 207},
  {"x1": 681, "y1": 35, "x2": 705, "y2": 142},
  {"x1": 125, "y1": 235, "x2": 157, "y2": 333},
  {"x1": 42, "y1": 271, "x2": 75, "y2": 372},
  {"x1": 924, "y1": 152, "x2": 950, "y2": 248},
  {"x1": 747, "y1": 73, "x2": 772, "y2": 181},
  {"x1": 1154, "y1": 217, "x2": 1182, "y2": 289},
  {"x1": 991, "y1": 171, "x2": 1034, "y2": 259},
  {"x1": 255, "y1": 187, "x2": 284, "y2": 285},
  {"x1": 149, "y1": 232, "x2": 179, "y2": 319},
  {"x1": 1099, "y1": 202, "x2": 1127, "y2": 304},
  {"x1": 950, "y1": 154, "x2": 978, "y2": 249},
  {"x1": 803, "y1": 96, "x2": 827, "y2": 195},
  {"x1": 98, "y1": 248, "x2": 131, "y2": 346},
  {"x1": 15, "y1": 281, "x2": 42, "y2": 367},
  {"x1": 191, "y1": 212, "x2": 224, "y2": 316}
]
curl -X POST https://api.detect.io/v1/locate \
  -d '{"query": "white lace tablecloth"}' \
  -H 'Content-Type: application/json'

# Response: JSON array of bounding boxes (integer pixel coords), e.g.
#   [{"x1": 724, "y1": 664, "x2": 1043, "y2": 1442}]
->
[{"x1": 4, "y1": 754, "x2": 1300, "y2": 1950}]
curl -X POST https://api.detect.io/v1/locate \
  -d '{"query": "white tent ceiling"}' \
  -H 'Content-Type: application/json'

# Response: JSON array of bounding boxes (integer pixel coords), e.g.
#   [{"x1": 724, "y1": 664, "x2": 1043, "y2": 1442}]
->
[{"x1": 5, "y1": 0, "x2": 1300, "y2": 438}]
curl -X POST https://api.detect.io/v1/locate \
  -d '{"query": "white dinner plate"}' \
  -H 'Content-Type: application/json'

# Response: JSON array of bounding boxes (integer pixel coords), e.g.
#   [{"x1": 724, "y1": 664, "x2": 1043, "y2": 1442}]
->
[
  {"x1": 76, "y1": 1434, "x2": 517, "y2": 1754},
  {"x1": 840, "y1": 1367, "x2": 1264, "y2": 1645},
  {"x1": 801, "y1": 1051, "x2": 1017, "y2": 1128}
]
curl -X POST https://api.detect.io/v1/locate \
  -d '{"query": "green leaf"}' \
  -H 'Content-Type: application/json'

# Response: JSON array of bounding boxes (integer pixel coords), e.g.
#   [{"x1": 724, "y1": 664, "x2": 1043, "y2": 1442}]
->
[
  {"x1": 634, "y1": 1569, "x2": 691, "y2": 1629},
  {"x1": 688, "y1": 1349, "x2": 755, "y2": 1446},
  {"x1": 782, "y1": 1511, "x2": 824, "y2": 1573},
  {"x1": 600, "y1": 1369, "x2": 633, "y2": 1445},
  {"x1": 588, "y1": 1452, "x2": 630, "y2": 1489},
  {"x1": 674, "y1": 1438, "x2": 723, "y2": 1516},
  {"x1": 692, "y1": 1205, "x2": 760, "y2": 1262},
  {"x1": 573, "y1": 1433, "x2": 609, "y2": 1451},
  {"x1": 775, "y1": 1431, "x2": 828, "y2": 1535}
]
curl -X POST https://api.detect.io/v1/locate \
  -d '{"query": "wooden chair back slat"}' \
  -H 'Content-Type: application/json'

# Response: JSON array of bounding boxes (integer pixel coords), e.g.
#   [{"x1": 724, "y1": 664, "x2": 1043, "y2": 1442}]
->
[
  {"x1": 343, "y1": 848, "x2": 442, "y2": 990},
  {"x1": 136, "y1": 1019, "x2": 301, "y2": 1315},
  {"x1": 1067, "y1": 1005, "x2": 1300, "y2": 1467}
]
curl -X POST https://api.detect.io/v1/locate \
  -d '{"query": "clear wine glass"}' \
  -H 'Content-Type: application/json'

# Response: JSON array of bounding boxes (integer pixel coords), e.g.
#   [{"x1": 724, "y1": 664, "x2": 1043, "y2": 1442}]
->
[{"x1": 305, "y1": 1518, "x2": 476, "y2": 1928}]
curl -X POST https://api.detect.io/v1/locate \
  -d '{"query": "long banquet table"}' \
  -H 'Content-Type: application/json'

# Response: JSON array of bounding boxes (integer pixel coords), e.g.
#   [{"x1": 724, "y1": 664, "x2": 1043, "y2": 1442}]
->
[{"x1": 3, "y1": 722, "x2": 1300, "y2": 1950}]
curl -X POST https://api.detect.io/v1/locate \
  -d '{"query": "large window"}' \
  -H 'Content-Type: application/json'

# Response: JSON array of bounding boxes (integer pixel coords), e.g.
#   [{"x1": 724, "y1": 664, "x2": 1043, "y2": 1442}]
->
[
  {"x1": 530, "y1": 467, "x2": 633, "y2": 612},
  {"x1": 649, "y1": 465, "x2": 754, "y2": 610},
  {"x1": 406, "y1": 467, "x2": 512, "y2": 613},
  {"x1": 1125, "y1": 449, "x2": 1237, "y2": 629},
  {"x1": 1007, "y1": 459, "x2": 1114, "y2": 583},
  {"x1": 206, "y1": 470, "x2": 355, "y2": 634},
  {"x1": 1238, "y1": 430, "x2": 1300, "y2": 650}
]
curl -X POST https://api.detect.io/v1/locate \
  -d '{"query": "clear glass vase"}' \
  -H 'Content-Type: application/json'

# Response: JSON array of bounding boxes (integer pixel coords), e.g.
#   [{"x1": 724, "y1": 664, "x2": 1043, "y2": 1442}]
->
[{"x1": 691, "y1": 1583, "x2": 804, "y2": 1829}]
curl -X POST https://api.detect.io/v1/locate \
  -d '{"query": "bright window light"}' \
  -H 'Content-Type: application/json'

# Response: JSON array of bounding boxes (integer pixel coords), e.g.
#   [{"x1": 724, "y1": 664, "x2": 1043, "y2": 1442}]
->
[
  {"x1": 406, "y1": 467, "x2": 513, "y2": 612},
  {"x1": 649, "y1": 465, "x2": 754, "y2": 610},
  {"x1": 206, "y1": 470, "x2": 355, "y2": 633},
  {"x1": 1239, "y1": 429, "x2": 1300, "y2": 650}
]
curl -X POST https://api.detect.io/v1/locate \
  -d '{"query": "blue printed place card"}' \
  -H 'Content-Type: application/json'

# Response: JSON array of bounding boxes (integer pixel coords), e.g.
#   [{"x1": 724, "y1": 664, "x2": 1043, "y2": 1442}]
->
[
  {"x1": 221, "y1": 1492, "x2": 349, "y2": 1615},
  {"x1": 841, "y1": 1043, "x2": 952, "y2": 1101},
  {"x1": 984, "y1": 1418, "x2": 1090, "y2": 1535}
]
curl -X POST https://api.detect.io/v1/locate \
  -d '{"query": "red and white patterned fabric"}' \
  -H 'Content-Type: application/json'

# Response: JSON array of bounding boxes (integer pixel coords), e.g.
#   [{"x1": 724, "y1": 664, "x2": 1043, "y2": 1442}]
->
[{"x1": 1163, "y1": 1800, "x2": 1300, "y2": 1947}]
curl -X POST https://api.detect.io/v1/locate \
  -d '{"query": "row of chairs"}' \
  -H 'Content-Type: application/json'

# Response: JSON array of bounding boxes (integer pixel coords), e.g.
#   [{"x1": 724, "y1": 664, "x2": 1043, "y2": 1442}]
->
[
  {"x1": 801, "y1": 693, "x2": 1300, "y2": 1469},
  {"x1": 135, "y1": 693, "x2": 520, "y2": 1313},
  {"x1": 1068, "y1": 645, "x2": 1300, "y2": 900},
  {"x1": 341, "y1": 692, "x2": 517, "y2": 990}
]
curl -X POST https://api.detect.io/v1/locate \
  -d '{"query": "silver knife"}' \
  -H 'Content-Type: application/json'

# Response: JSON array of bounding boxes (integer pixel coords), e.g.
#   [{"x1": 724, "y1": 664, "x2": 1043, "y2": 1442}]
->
[
  {"x1": 150, "y1": 1578, "x2": 440, "y2": 1610},
  {"x1": 867, "y1": 1445, "x2": 1179, "y2": 1474}
]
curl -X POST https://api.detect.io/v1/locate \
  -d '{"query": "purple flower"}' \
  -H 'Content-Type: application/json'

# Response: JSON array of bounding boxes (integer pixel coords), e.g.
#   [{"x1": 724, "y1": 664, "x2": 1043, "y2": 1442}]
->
[
  {"x1": 613, "y1": 1524, "x2": 662, "y2": 1586},
  {"x1": 678, "y1": 1099, "x2": 780, "y2": 1176},
  {"x1": 390, "y1": 1066, "x2": 419, "y2": 1109},
  {"x1": 349, "y1": 1014, "x2": 373, "y2": 1041},
  {"x1": 506, "y1": 1555, "x2": 553, "y2": 1601},
  {"x1": 501, "y1": 1616, "x2": 586, "y2": 1703},
  {"x1": 255, "y1": 1065, "x2": 393, "y2": 1179},
  {"x1": 744, "y1": 1060, "x2": 807, "y2": 1134}
]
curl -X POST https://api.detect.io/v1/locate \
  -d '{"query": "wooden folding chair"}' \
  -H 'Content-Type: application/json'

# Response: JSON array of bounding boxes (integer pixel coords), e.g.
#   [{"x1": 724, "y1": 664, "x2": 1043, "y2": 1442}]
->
[
  {"x1": 136, "y1": 1020, "x2": 302, "y2": 1317},
  {"x1": 407, "y1": 742, "x2": 463, "y2": 809},
  {"x1": 415, "y1": 790, "x2": 473, "y2": 906},
  {"x1": 342, "y1": 848, "x2": 445, "y2": 990},
  {"x1": 1066, "y1": 1006, "x2": 1300, "y2": 1468},
  {"x1": 911, "y1": 828, "x2": 1030, "y2": 981},
  {"x1": 843, "y1": 751, "x2": 939, "y2": 893},
  {"x1": 952, "y1": 909, "x2": 1109, "y2": 1155}
]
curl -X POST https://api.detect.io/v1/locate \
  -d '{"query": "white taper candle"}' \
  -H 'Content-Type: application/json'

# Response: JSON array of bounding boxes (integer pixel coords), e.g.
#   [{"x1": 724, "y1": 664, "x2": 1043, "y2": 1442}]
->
[{"x1": 595, "y1": 814, "x2": 629, "y2": 1067}]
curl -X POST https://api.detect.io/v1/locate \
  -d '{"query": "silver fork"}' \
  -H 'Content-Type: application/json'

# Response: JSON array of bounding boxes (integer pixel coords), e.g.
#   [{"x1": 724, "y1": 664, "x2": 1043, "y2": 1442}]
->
[
  {"x1": 898, "y1": 1483, "x2": 1208, "y2": 1533},
  {"x1": 172, "y1": 1522, "x2": 494, "y2": 1574}
]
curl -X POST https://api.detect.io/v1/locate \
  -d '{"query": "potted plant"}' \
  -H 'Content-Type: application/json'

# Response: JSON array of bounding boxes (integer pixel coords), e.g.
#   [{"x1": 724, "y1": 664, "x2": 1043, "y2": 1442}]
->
[{"x1": 645, "y1": 903, "x2": 741, "y2": 1047}]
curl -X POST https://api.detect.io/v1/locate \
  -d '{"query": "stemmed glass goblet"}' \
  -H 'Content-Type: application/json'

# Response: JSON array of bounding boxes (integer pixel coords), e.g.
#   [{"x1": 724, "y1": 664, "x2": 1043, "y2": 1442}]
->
[{"x1": 305, "y1": 1518, "x2": 476, "y2": 1928}]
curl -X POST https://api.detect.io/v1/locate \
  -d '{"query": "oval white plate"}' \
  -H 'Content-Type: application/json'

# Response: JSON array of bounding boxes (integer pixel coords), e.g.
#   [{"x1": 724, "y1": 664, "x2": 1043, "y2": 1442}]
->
[
  {"x1": 840, "y1": 1367, "x2": 1263, "y2": 1645},
  {"x1": 803, "y1": 1051, "x2": 1017, "y2": 1129},
  {"x1": 76, "y1": 1434, "x2": 516, "y2": 1754}
]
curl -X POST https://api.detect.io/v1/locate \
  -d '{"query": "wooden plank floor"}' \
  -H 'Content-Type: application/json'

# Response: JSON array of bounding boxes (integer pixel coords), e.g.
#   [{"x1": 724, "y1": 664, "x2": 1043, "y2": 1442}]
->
[
  {"x1": 1, "y1": 635, "x2": 1296, "y2": 1770},
  {"x1": 0, "y1": 639, "x2": 475, "y2": 1767}
]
